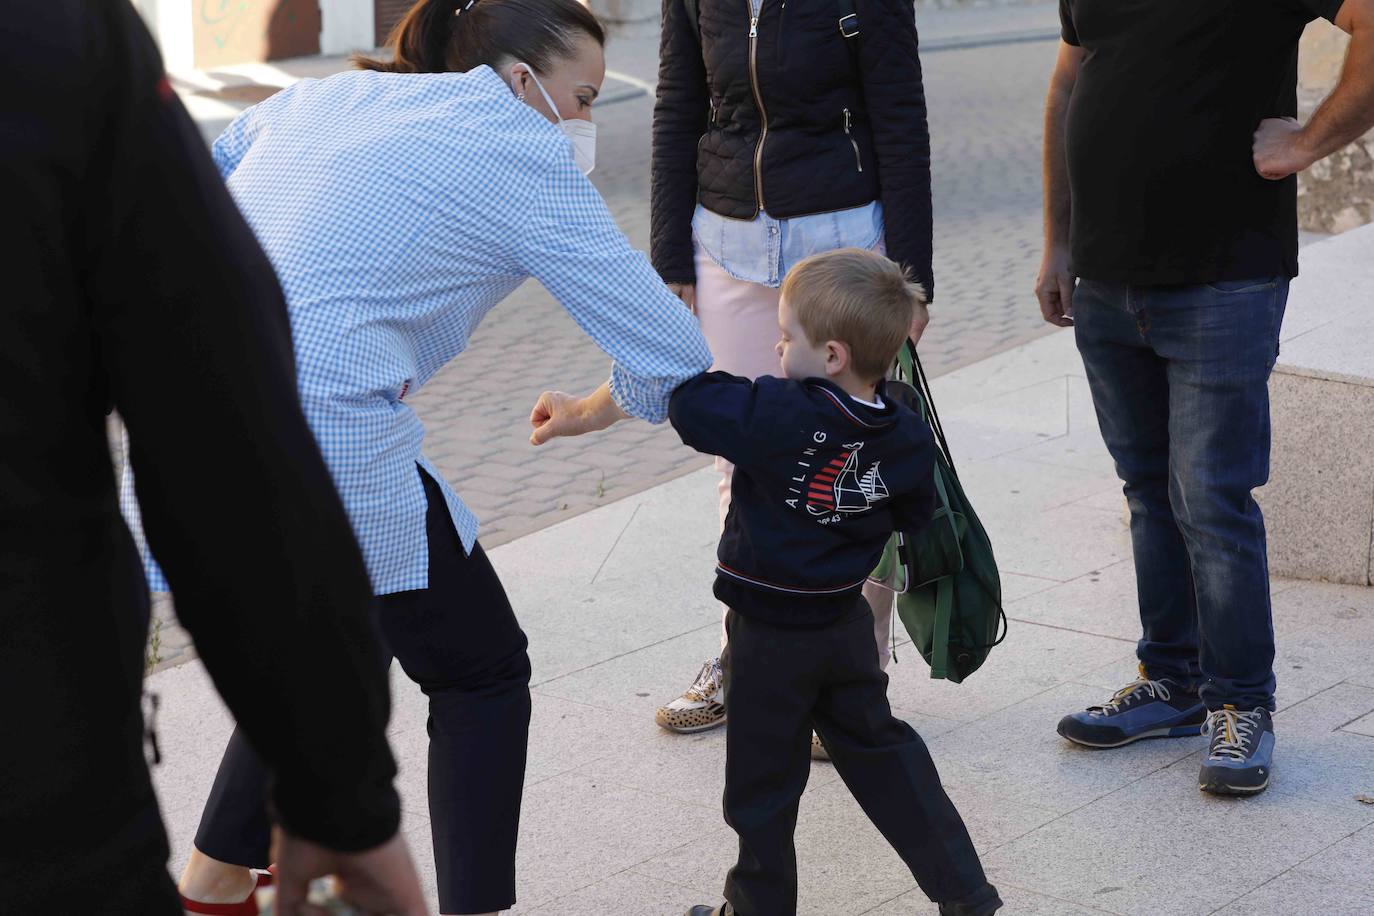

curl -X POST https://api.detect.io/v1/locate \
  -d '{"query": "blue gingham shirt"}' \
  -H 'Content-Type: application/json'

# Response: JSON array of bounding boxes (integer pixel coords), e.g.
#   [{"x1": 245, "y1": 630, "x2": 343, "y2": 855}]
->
[{"x1": 126, "y1": 65, "x2": 712, "y2": 595}]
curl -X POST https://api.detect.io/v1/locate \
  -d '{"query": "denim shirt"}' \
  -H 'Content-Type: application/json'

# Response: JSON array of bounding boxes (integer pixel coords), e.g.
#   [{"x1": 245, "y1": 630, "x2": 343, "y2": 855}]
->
[{"x1": 693, "y1": 202, "x2": 885, "y2": 288}]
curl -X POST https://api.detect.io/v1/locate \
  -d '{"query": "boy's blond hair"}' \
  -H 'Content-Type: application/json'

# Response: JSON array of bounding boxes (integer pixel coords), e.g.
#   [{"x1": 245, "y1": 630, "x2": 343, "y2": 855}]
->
[{"x1": 781, "y1": 248, "x2": 927, "y2": 383}]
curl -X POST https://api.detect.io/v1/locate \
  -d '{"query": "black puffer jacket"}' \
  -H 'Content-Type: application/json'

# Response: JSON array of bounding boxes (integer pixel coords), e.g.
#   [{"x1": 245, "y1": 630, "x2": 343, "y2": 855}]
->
[{"x1": 651, "y1": 0, "x2": 934, "y2": 299}]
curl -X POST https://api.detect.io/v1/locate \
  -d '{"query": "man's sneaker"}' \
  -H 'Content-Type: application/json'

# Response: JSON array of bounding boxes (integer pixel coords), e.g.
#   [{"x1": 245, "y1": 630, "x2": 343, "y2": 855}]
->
[
  {"x1": 684, "y1": 905, "x2": 729, "y2": 916},
  {"x1": 939, "y1": 882, "x2": 1002, "y2": 915},
  {"x1": 1058, "y1": 673, "x2": 1206, "y2": 748},
  {"x1": 655, "y1": 659, "x2": 726, "y2": 733},
  {"x1": 1199, "y1": 706, "x2": 1275, "y2": 796}
]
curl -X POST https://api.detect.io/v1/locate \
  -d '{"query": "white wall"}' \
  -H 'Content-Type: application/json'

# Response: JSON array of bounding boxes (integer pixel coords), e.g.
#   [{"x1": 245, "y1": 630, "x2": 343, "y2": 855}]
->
[
  {"x1": 131, "y1": 0, "x2": 195, "y2": 72},
  {"x1": 321, "y1": 0, "x2": 376, "y2": 55},
  {"x1": 134, "y1": 0, "x2": 374, "y2": 69}
]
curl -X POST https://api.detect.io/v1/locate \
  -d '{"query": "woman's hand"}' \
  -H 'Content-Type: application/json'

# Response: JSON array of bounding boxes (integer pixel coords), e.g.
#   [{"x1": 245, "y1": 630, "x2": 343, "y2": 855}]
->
[
  {"x1": 529, "y1": 382, "x2": 630, "y2": 446},
  {"x1": 908, "y1": 301, "x2": 931, "y2": 346},
  {"x1": 667, "y1": 283, "x2": 696, "y2": 314}
]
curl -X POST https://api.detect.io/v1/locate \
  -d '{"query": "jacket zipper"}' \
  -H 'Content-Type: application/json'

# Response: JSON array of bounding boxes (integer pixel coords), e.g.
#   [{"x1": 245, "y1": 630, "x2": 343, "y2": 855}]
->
[
  {"x1": 747, "y1": 3, "x2": 768, "y2": 215},
  {"x1": 843, "y1": 108, "x2": 863, "y2": 173}
]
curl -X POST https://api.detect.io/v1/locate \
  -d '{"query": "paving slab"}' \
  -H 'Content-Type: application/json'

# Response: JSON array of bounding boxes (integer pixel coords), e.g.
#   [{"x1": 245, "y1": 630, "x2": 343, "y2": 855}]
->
[
  {"x1": 925, "y1": 683, "x2": 1203, "y2": 816},
  {"x1": 1211, "y1": 870, "x2": 1374, "y2": 916},
  {"x1": 522, "y1": 693, "x2": 644, "y2": 788},
  {"x1": 868, "y1": 882, "x2": 1117, "y2": 915},
  {"x1": 532, "y1": 622, "x2": 724, "y2": 714},
  {"x1": 983, "y1": 768, "x2": 1373, "y2": 916},
  {"x1": 632, "y1": 781, "x2": 924, "y2": 916},
  {"x1": 884, "y1": 621, "x2": 1134, "y2": 726},
  {"x1": 143, "y1": 315, "x2": 1374, "y2": 914},
  {"x1": 504, "y1": 771, "x2": 726, "y2": 910},
  {"x1": 1003, "y1": 560, "x2": 1143, "y2": 642},
  {"x1": 1291, "y1": 822, "x2": 1374, "y2": 892},
  {"x1": 517, "y1": 868, "x2": 719, "y2": 916}
]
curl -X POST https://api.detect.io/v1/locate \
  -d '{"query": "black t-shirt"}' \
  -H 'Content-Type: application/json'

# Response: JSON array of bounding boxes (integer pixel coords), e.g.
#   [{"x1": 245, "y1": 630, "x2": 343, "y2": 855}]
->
[{"x1": 1060, "y1": 0, "x2": 1344, "y2": 285}]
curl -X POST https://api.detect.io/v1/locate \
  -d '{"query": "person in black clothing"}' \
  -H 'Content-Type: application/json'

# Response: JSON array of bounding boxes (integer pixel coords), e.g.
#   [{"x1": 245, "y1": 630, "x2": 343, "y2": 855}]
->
[
  {"x1": 649, "y1": 0, "x2": 935, "y2": 745},
  {"x1": 1039, "y1": 0, "x2": 1374, "y2": 796},
  {"x1": 669, "y1": 249, "x2": 999, "y2": 916},
  {"x1": 0, "y1": 2, "x2": 425, "y2": 913}
]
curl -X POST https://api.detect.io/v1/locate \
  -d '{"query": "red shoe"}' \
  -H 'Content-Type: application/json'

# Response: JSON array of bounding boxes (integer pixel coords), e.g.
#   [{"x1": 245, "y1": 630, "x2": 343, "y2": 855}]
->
[{"x1": 179, "y1": 870, "x2": 274, "y2": 915}]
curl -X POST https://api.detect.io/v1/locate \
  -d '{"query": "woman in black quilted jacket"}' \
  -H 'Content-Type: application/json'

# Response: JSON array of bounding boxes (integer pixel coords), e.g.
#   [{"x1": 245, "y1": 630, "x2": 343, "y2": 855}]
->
[{"x1": 649, "y1": 0, "x2": 935, "y2": 741}]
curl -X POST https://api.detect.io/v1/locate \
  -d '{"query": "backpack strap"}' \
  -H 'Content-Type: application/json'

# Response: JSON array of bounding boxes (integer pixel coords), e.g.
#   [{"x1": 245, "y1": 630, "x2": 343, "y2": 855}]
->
[
  {"x1": 929, "y1": 576, "x2": 954, "y2": 679},
  {"x1": 908, "y1": 340, "x2": 954, "y2": 470},
  {"x1": 838, "y1": 0, "x2": 860, "y2": 40}
]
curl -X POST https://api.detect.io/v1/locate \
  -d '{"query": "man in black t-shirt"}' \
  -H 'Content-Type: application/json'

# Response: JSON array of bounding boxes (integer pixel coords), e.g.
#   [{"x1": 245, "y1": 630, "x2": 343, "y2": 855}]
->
[{"x1": 1035, "y1": 0, "x2": 1374, "y2": 796}]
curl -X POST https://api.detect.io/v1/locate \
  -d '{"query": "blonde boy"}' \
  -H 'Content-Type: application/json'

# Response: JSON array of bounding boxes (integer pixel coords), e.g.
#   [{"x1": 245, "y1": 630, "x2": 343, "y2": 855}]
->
[{"x1": 668, "y1": 249, "x2": 1000, "y2": 916}]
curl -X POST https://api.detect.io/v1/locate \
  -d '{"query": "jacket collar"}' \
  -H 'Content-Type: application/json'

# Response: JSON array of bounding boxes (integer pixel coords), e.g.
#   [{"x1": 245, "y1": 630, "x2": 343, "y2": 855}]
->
[{"x1": 804, "y1": 378, "x2": 897, "y2": 430}]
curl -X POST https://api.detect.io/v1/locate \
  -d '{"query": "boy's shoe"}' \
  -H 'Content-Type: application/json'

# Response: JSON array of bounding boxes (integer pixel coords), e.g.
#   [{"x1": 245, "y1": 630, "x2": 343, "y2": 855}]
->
[
  {"x1": 810, "y1": 731, "x2": 830, "y2": 761},
  {"x1": 684, "y1": 906, "x2": 729, "y2": 916},
  {"x1": 1057, "y1": 673, "x2": 1206, "y2": 748},
  {"x1": 939, "y1": 882, "x2": 1002, "y2": 916},
  {"x1": 1199, "y1": 706, "x2": 1275, "y2": 796},
  {"x1": 655, "y1": 658, "x2": 726, "y2": 733}
]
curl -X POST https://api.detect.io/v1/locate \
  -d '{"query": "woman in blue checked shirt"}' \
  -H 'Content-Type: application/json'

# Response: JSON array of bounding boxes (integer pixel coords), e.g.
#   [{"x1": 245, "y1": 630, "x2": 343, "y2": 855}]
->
[{"x1": 161, "y1": 1, "x2": 711, "y2": 914}]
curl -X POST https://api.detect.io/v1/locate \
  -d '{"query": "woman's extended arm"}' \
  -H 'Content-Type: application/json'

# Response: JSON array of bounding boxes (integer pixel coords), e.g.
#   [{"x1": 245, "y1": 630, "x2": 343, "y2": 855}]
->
[{"x1": 520, "y1": 160, "x2": 713, "y2": 438}]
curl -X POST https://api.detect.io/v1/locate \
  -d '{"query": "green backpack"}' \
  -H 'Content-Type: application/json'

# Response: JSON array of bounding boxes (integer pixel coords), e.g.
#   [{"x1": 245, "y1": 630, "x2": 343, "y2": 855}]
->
[{"x1": 872, "y1": 343, "x2": 1007, "y2": 682}]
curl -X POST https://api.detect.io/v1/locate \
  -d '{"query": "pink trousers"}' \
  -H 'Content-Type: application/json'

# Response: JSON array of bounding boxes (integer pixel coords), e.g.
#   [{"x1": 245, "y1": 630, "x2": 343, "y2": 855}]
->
[{"x1": 693, "y1": 245, "x2": 895, "y2": 669}]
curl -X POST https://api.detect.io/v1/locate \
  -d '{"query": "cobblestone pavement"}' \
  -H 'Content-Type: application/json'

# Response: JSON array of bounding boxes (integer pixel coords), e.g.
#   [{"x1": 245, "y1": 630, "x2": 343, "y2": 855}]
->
[
  {"x1": 145, "y1": 5, "x2": 1065, "y2": 669},
  {"x1": 411, "y1": 31, "x2": 1062, "y2": 548}
]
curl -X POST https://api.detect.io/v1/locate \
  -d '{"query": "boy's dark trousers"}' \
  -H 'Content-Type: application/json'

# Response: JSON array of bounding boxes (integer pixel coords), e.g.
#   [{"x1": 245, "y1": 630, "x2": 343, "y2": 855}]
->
[{"x1": 720, "y1": 601, "x2": 988, "y2": 916}]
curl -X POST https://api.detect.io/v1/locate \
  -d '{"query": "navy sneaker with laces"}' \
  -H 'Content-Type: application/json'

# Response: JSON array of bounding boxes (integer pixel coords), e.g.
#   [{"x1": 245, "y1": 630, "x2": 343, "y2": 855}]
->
[
  {"x1": 1058, "y1": 669, "x2": 1207, "y2": 748},
  {"x1": 1199, "y1": 706, "x2": 1275, "y2": 796}
]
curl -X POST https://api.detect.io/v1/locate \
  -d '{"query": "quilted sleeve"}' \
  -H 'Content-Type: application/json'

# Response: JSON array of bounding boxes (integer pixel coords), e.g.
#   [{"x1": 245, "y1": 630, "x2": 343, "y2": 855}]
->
[
  {"x1": 651, "y1": 0, "x2": 710, "y2": 285},
  {"x1": 856, "y1": 0, "x2": 935, "y2": 302}
]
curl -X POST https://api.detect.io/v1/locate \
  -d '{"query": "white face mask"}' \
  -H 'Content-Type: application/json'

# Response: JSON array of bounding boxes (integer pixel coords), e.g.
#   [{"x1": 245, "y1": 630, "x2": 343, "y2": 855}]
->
[{"x1": 513, "y1": 63, "x2": 597, "y2": 175}]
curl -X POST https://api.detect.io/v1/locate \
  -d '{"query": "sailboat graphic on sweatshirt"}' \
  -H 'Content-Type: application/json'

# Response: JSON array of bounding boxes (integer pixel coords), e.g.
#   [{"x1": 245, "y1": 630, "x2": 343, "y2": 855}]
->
[{"x1": 806, "y1": 442, "x2": 889, "y2": 516}]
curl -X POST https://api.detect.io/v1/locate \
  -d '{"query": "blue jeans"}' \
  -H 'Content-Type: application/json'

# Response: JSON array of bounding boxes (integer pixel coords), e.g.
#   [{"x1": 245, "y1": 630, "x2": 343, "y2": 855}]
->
[{"x1": 1073, "y1": 277, "x2": 1289, "y2": 711}]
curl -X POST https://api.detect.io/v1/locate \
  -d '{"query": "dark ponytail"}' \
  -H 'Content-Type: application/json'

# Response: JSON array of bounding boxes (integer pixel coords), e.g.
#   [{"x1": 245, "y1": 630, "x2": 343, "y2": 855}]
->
[{"x1": 354, "y1": 0, "x2": 606, "y2": 75}]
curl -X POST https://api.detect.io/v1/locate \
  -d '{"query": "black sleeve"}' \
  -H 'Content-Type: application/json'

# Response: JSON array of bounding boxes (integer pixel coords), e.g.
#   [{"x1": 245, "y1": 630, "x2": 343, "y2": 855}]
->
[
  {"x1": 669, "y1": 372, "x2": 780, "y2": 467},
  {"x1": 889, "y1": 437, "x2": 937, "y2": 539},
  {"x1": 1059, "y1": 0, "x2": 1080, "y2": 45},
  {"x1": 85, "y1": 1, "x2": 400, "y2": 852},
  {"x1": 855, "y1": 0, "x2": 935, "y2": 302},
  {"x1": 651, "y1": 0, "x2": 710, "y2": 285},
  {"x1": 1292, "y1": 0, "x2": 1346, "y2": 22}
]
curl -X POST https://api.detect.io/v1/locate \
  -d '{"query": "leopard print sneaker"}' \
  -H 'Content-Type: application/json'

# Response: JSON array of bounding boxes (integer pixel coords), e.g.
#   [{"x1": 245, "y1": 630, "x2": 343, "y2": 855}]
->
[{"x1": 655, "y1": 658, "x2": 726, "y2": 733}]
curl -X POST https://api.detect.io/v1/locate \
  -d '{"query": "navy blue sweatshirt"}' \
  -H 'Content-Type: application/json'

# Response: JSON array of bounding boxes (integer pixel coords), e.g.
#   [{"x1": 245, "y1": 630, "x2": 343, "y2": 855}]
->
[{"x1": 670, "y1": 372, "x2": 937, "y2": 625}]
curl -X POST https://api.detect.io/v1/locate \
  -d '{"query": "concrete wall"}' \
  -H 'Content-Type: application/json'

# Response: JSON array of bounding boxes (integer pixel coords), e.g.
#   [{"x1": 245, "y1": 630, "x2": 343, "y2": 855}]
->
[
  {"x1": 135, "y1": 0, "x2": 373, "y2": 70},
  {"x1": 133, "y1": 0, "x2": 196, "y2": 72},
  {"x1": 320, "y1": 0, "x2": 375, "y2": 54},
  {"x1": 1258, "y1": 224, "x2": 1374, "y2": 586},
  {"x1": 191, "y1": 0, "x2": 322, "y2": 70}
]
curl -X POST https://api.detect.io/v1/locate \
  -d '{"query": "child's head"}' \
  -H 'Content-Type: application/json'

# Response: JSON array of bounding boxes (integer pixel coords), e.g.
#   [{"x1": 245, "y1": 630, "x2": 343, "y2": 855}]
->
[{"x1": 776, "y1": 248, "x2": 927, "y2": 385}]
